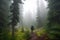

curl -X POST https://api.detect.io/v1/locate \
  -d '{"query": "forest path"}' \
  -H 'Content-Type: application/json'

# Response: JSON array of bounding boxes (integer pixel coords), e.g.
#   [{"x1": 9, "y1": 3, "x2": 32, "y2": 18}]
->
[
  {"x1": 29, "y1": 32, "x2": 47, "y2": 40},
  {"x1": 29, "y1": 32, "x2": 40, "y2": 40}
]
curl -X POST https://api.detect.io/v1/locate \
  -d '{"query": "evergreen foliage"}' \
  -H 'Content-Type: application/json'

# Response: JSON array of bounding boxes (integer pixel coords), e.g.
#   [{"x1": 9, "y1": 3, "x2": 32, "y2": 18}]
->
[
  {"x1": 0, "y1": 0, "x2": 11, "y2": 40},
  {"x1": 47, "y1": 0, "x2": 60, "y2": 40},
  {"x1": 10, "y1": 0, "x2": 23, "y2": 40}
]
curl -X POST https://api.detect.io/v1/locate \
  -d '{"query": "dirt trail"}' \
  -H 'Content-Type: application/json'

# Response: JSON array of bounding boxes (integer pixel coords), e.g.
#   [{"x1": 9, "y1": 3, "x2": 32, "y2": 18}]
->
[
  {"x1": 29, "y1": 32, "x2": 40, "y2": 40},
  {"x1": 29, "y1": 32, "x2": 47, "y2": 40}
]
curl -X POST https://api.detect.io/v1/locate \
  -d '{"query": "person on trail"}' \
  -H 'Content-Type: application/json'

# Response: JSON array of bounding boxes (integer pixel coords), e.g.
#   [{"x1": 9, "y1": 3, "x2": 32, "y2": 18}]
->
[{"x1": 31, "y1": 26, "x2": 34, "y2": 32}]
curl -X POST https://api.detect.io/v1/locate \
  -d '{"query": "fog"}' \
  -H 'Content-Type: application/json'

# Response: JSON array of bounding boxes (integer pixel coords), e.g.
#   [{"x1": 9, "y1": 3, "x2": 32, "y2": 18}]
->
[{"x1": 19, "y1": 0, "x2": 48, "y2": 28}]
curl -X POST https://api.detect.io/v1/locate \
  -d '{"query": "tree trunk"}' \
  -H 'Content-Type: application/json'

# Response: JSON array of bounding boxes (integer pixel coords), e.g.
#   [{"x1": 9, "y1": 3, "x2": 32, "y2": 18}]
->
[{"x1": 12, "y1": 25, "x2": 15, "y2": 40}]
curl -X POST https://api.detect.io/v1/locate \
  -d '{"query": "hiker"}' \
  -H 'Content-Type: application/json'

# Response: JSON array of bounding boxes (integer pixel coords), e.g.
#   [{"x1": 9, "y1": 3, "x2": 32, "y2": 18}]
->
[{"x1": 31, "y1": 26, "x2": 34, "y2": 32}]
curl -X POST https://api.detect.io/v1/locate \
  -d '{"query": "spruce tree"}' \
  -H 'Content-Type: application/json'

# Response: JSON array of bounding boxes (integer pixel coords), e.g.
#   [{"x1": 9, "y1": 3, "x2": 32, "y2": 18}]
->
[{"x1": 10, "y1": 0, "x2": 23, "y2": 40}]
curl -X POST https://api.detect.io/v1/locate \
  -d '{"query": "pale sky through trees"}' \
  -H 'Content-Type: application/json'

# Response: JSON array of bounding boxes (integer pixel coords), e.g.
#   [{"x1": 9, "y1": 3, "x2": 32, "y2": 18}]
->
[
  {"x1": 23, "y1": 0, "x2": 48, "y2": 14},
  {"x1": 21, "y1": 0, "x2": 48, "y2": 27}
]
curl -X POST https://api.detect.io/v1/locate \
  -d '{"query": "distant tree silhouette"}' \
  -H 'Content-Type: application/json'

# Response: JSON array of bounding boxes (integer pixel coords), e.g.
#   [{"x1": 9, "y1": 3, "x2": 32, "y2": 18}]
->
[{"x1": 37, "y1": 0, "x2": 43, "y2": 28}]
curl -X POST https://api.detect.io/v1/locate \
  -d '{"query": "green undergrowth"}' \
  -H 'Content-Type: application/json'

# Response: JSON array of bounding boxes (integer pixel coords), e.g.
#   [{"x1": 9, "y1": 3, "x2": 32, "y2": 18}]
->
[
  {"x1": 34, "y1": 27, "x2": 46, "y2": 36},
  {"x1": 15, "y1": 28, "x2": 30, "y2": 40},
  {"x1": 8, "y1": 27, "x2": 47, "y2": 40}
]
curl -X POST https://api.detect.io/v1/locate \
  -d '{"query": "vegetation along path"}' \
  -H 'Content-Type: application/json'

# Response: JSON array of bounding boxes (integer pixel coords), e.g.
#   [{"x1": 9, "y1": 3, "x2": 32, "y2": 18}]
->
[{"x1": 29, "y1": 32, "x2": 48, "y2": 40}]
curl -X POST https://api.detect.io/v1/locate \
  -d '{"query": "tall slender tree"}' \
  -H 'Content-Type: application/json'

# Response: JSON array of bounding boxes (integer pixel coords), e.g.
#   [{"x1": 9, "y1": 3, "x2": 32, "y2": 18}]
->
[
  {"x1": 37, "y1": 0, "x2": 43, "y2": 28},
  {"x1": 10, "y1": 0, "x2": 23, "y2": 40},
  {"x1": 47, "y1": 0, "x2": 60, "y2": 40}
]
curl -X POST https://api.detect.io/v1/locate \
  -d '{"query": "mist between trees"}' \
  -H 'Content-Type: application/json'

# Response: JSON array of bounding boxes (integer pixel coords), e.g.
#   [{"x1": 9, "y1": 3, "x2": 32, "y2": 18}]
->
[{"x1": 0, "y1": 0, "x2": 60, "y2": 40}]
